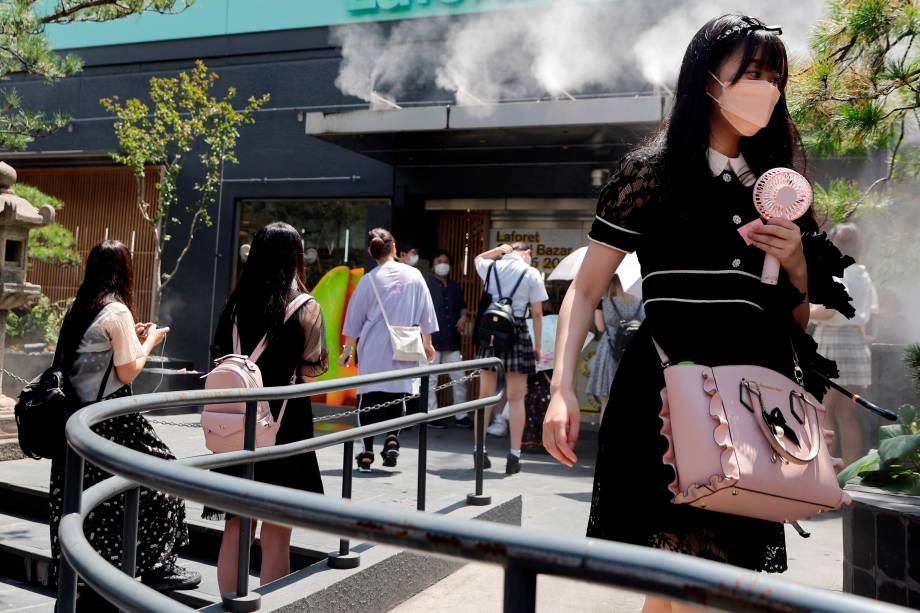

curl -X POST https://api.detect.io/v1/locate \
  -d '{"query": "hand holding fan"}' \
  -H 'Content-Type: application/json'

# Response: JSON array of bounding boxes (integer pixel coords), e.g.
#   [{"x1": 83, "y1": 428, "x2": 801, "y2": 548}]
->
[{"x1": 752, "y1": 167, "x2": 812, "y2": 285}]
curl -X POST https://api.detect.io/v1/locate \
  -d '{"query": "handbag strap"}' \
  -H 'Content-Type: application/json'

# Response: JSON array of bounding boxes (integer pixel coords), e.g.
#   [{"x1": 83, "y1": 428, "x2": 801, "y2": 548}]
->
[
  {"x1": 652, "y1": 337, "x2": 670, "y2": 367},
  {"x1": 232, "y1": 292, "x2": 312, "y2": 427},
  {"x1": 507, "y1": 267, "x2": 528, "y2": 304},
  {"x1": 51, "y1": 304, "x2": 74, "y2": 371},
  {"x1": 367, "y1": 273, "x2": 393, "y2": 331},
  {"x1": 486, "y1": 261, "x2": 501, "y2": 300},
  {"x1": 95, "y1": 356, "x2": 115, "y2": 403},
  {"x1": 232, "y1": 293, "x2": 312, "y2": 363}
]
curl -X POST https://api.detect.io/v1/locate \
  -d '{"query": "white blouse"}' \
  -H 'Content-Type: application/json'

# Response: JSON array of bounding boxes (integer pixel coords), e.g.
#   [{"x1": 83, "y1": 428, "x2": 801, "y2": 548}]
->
[{"x1": 69, "y1": 302, "x2": 146, "y2": 403}]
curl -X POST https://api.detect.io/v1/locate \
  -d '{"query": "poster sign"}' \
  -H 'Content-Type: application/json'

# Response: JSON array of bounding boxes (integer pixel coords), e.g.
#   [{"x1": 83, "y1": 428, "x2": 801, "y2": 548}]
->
[
  {"x1": 526, "y1": 314, "x2": 592, "y2": 372},
  {"x1": 491, "y1": 228, "x2": 587, "y2": 275}
]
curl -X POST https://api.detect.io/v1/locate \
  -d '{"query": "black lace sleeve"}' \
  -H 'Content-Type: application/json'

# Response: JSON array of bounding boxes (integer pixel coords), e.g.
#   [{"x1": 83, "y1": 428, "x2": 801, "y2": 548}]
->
[
  {"x1": 588, "y1": 153, "x2": 658, "y2": 253},
  {"x1": 797, "y1": 216, "x2": 856, "y2": 317}
]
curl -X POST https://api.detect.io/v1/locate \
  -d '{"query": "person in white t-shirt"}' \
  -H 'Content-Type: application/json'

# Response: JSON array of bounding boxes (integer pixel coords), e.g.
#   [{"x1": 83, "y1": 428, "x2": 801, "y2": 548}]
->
[
  {"x1": 473, "y1": 242, "x2": 548, "y2": 475},
  {"x1": 811, "y1": 223, "x2": 878, "y2": 464}
]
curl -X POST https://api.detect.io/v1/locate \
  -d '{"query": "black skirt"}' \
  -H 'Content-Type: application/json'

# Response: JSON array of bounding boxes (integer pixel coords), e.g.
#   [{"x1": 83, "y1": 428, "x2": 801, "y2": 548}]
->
[{"x1": 48, "y1": 386, "x2": 190, "y2": 587}]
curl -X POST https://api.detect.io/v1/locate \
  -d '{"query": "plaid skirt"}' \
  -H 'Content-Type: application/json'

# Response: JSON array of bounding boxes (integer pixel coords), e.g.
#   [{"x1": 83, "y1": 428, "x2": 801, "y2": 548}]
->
[
  {"x1": 814, "y1": 325, "x2": 872, "y2": 387},
  {"x1": 475, "y1": 317, "x2": 536, "y2": 374}
]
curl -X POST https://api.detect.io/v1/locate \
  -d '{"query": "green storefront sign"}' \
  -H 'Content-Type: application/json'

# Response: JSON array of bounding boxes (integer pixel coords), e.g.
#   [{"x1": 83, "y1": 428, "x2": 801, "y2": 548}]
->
[{"x1": 45, "y1": 0, "x2": 565, "y2": 50}]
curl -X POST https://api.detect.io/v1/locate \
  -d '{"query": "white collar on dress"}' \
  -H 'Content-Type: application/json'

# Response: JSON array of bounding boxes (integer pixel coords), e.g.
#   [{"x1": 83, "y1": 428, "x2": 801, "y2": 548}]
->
[{"x1": 707, "y1": 148, "x2": 755, "y2": 186}]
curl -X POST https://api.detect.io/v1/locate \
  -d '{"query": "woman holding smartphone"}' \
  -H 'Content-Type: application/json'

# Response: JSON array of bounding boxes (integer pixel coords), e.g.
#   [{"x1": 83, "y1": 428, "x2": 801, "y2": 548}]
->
[{"x1": 48, "y1": 240, "x2": 198, "y2": 605}]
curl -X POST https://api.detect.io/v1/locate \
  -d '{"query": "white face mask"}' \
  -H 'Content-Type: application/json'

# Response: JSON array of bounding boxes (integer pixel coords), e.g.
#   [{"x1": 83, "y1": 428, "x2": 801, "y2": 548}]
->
[
  {"x1": 407, "y1": 254, "x2": 419, "y2": 267},
  {"x1": 433, "y1": 262, "x2": 451, "y2": 277}
]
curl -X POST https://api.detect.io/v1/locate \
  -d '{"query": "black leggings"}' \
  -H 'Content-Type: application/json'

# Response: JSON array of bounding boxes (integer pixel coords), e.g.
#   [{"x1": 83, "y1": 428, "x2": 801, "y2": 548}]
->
[{"x1": 356, "y1": 391, "x2": 419, "y2": 453}]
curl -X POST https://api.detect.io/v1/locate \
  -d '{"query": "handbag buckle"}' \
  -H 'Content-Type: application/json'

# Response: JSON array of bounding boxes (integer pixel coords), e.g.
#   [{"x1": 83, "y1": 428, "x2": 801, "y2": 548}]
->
[{"x1": 740, "y1": 379, "x2": 761, "y2": 413}]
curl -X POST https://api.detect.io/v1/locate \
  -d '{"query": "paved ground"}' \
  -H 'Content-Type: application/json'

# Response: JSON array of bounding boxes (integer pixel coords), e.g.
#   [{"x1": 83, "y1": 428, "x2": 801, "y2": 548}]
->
[{"x1": 0, "y1": 410, "x2": 843, "y2": 611}]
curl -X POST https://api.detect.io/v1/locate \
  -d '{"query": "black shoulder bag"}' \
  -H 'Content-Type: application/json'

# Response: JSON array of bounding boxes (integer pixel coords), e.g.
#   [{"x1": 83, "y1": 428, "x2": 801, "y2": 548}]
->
[
  {"x1": 607, "y1": 299, "x2": 642, "y2": 361},
  {"x1": 15, "y1": 310, "x2": 114, "y2": 460},
  {"x1": 477, "y1": 261, "x2": 528, "y2": 354}
]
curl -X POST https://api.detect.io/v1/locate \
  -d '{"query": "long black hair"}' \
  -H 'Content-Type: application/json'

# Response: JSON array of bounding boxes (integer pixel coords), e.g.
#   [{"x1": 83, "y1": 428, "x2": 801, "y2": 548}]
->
[
  {"x1": 221, "y1": 222, "x2": 306, "y2": 343},
  {"x1": 59, "y1": 240, "x2": 135, "y2": 358},
  {"x1": 648, "y1": 14, "x2": 804, "y2": 200}
]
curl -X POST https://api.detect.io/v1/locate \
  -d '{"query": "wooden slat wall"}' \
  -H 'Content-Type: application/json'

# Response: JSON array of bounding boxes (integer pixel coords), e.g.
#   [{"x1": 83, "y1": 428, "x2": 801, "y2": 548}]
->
[
  {"x1": 16, "y1": 166, "x2": 161, "y2": 321},
  {"x1": 435, "y1": 211, "x2": 490, "y2": 405}
]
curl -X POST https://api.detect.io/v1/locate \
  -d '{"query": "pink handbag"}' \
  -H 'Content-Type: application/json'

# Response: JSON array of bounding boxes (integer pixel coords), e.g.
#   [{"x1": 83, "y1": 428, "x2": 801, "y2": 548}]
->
[
  {"x1": 656, "y1": 342, "x2": 849, "y2": 524},
  {"x1": 200, "y1": 294, "x2": 312, "y2": 453}
]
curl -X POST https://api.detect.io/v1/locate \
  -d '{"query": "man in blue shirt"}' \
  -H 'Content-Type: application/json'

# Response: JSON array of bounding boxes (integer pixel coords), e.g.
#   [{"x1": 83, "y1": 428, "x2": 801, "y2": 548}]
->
[{"x1": 426, "y1": 249, "x2": 471, "y2": 427}]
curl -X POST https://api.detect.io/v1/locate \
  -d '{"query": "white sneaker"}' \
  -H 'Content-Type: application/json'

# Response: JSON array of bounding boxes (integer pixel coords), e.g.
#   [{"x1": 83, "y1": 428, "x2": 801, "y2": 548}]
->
[{"x1": 487, "y1": 416, "x2": 508, "y2": 437}]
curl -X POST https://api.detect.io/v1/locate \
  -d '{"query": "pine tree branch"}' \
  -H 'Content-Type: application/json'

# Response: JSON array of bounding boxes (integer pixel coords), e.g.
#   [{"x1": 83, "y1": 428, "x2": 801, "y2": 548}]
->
[
  {"x1": 41, "y1": 0, "x2": 126, "y2": 23},
  {"x1": 843, "y1": 116, "x2": 906, "y2": 221}
]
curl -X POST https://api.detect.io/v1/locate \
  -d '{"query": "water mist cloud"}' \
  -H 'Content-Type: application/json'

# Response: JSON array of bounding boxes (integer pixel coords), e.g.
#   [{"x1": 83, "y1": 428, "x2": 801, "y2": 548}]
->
[
  {"x1": 331, "y1": 0, "x2": 825, "y2": 108},
  {"x1": 634, "y1": 0, "x2": 824, "y2": 86}
]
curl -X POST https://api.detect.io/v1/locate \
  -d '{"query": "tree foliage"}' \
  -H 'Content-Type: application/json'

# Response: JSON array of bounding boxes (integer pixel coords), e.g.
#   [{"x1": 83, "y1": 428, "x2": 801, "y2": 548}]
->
[
  {"x1": 0, "y1": 1, "x2": 192, "y2": 150},
  {"x1": 11, "y1": 183, "x2": 80, "y2": 267},
  {"x1": 792, "y1": 1, "x2": 920, "y2": 217},
  {"x1": 5, "y1": 294, "x2": 70, "y2": 350},
  {"x1": 101, "y1": 60, "x2": 269, "y2": 316}
]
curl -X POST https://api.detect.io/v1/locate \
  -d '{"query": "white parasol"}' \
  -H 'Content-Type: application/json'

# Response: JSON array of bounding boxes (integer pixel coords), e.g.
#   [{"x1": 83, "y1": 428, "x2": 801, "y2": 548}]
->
[{"x1": 546, "y1": 246, "x2": 642, "y2": 298}]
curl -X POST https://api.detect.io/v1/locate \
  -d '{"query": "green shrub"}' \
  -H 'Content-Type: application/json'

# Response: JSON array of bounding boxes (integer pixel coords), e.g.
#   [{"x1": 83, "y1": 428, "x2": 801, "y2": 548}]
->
[{"x1": 5, "y1": 295, "x2": 70, "y2": 350}]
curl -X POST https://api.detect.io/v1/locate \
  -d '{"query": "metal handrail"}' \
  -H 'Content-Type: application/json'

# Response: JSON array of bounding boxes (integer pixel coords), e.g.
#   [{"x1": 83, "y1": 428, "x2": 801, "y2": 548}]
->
[
  {"x1": 57, "y1": 358, "x2": 504, "y2": 611},
  {"x1": 56, "y1": 359, "x2": 907, "y2": 613}
]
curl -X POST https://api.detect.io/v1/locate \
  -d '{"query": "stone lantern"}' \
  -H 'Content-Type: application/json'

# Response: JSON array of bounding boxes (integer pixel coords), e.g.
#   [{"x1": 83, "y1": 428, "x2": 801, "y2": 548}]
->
[{"x1": 0, "y1": 161, "x2": 55, "y2": 438}]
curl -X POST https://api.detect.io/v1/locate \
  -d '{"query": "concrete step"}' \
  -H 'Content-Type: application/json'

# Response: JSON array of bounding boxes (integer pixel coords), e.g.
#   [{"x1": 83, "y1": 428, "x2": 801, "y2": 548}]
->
[
  {"x1": 0, "y1": 576, "x2": 55, "y2": 613},
  {"x1": 0, "y1": 508, "x2": 245, "y2": 609},
  {"x1": 0, "y1": 480, "x2": 328, "y2": 573}
]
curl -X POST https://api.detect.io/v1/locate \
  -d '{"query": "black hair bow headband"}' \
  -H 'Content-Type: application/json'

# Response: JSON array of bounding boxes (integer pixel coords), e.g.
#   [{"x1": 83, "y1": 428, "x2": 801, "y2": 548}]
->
[{"x1": 715, "y1": 18, "x2": 783, "y2": 42}]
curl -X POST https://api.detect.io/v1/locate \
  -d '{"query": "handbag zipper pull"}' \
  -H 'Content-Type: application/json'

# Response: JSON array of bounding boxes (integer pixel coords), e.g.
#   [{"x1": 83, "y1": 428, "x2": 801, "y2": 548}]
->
[{"x1": 791, "y1": 521, "x2": 811, "y2": 538}]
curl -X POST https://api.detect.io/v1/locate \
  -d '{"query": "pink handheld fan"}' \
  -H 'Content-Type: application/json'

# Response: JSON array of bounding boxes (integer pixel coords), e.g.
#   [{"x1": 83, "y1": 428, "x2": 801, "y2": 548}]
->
[{"x1": 752, "y1": 167, "x2": 812, "y2": 285}]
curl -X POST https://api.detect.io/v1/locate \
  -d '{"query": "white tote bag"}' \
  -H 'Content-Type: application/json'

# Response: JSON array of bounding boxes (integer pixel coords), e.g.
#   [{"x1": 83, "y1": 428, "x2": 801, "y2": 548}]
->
[{"x1": 368, "y1": 274, "x2": 428, "y2": 363}]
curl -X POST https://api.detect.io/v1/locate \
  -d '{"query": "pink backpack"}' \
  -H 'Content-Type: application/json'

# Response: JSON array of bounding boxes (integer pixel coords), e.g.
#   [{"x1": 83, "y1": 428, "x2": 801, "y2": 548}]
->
[{"x1": 201, "y1": 294, "x2": 312, "y2": 453}]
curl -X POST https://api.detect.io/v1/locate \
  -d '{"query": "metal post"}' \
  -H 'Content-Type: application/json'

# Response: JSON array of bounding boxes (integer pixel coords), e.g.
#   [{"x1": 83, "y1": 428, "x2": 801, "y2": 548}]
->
[
  {"x1": 328, "y1": 440, "x2": 360, "y2": 569},
  {"x1": 417, "y1": 374, "x2": 429, "y2": 512},
  {"x1": 56, "y1": 446, "x2": 85, "y2": 613},
  {"x1": 503, "y1": 563, "x2": 537, "y2": 613},
  {"x1": 120, "y1": 488, "x2": 139, "y2": 577},
  {"x1": 467, "y1": 401, "x2": 491, "y2": 506},
  {"x1": 222, "y1": 401, "x2": 261, "y2": 612},
  {"x1": 118, "y1": 487, "x2": 139, "y2": 613}
]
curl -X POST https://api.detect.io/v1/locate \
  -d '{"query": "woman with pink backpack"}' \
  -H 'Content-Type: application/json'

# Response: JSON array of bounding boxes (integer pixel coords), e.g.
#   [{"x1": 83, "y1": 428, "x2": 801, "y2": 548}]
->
[{"x1": 202, "y1": 222, "x2": 328, "y2": 592}]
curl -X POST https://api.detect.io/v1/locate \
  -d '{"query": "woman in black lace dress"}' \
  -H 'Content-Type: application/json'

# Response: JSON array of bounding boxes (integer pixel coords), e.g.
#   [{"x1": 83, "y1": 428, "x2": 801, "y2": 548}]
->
[{"x1": 544, "y1": 15, "x2": 854, "y2": 613}]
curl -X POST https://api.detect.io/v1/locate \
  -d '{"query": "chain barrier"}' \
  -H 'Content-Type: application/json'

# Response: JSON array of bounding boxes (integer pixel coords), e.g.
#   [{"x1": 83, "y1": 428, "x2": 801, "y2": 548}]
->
[
  {"x1": 0, "y1": 367, "x2": 32, "y2": 387},
  {"x1": 146, "y1": 370, "x2": 481, "y2": 429}
]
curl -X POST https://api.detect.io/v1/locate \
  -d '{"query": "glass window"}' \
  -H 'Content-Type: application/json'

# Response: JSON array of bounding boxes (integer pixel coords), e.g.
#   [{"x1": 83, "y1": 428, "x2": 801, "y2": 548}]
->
[{"x1": 237, "y1": 199, "x2": 389, "y2": 289}]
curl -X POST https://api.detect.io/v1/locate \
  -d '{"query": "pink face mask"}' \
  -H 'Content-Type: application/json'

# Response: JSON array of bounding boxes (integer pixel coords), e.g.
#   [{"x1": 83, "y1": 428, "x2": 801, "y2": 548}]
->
[{"x1": 708, "y1": 71, "x2": 781, "y2": 136}]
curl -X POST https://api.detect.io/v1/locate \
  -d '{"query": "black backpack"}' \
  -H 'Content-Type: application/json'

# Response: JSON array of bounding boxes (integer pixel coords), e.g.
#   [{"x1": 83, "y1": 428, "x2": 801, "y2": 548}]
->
[
  {"x1": 607, "y1": 299, "x2": 643, "y2": 361},
  {"x1": 14, "y1": 309, "x2": 113, "y2": 460},
  {"x1": 477, "y1": 261, "x2": 528, "y2": 354}
]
